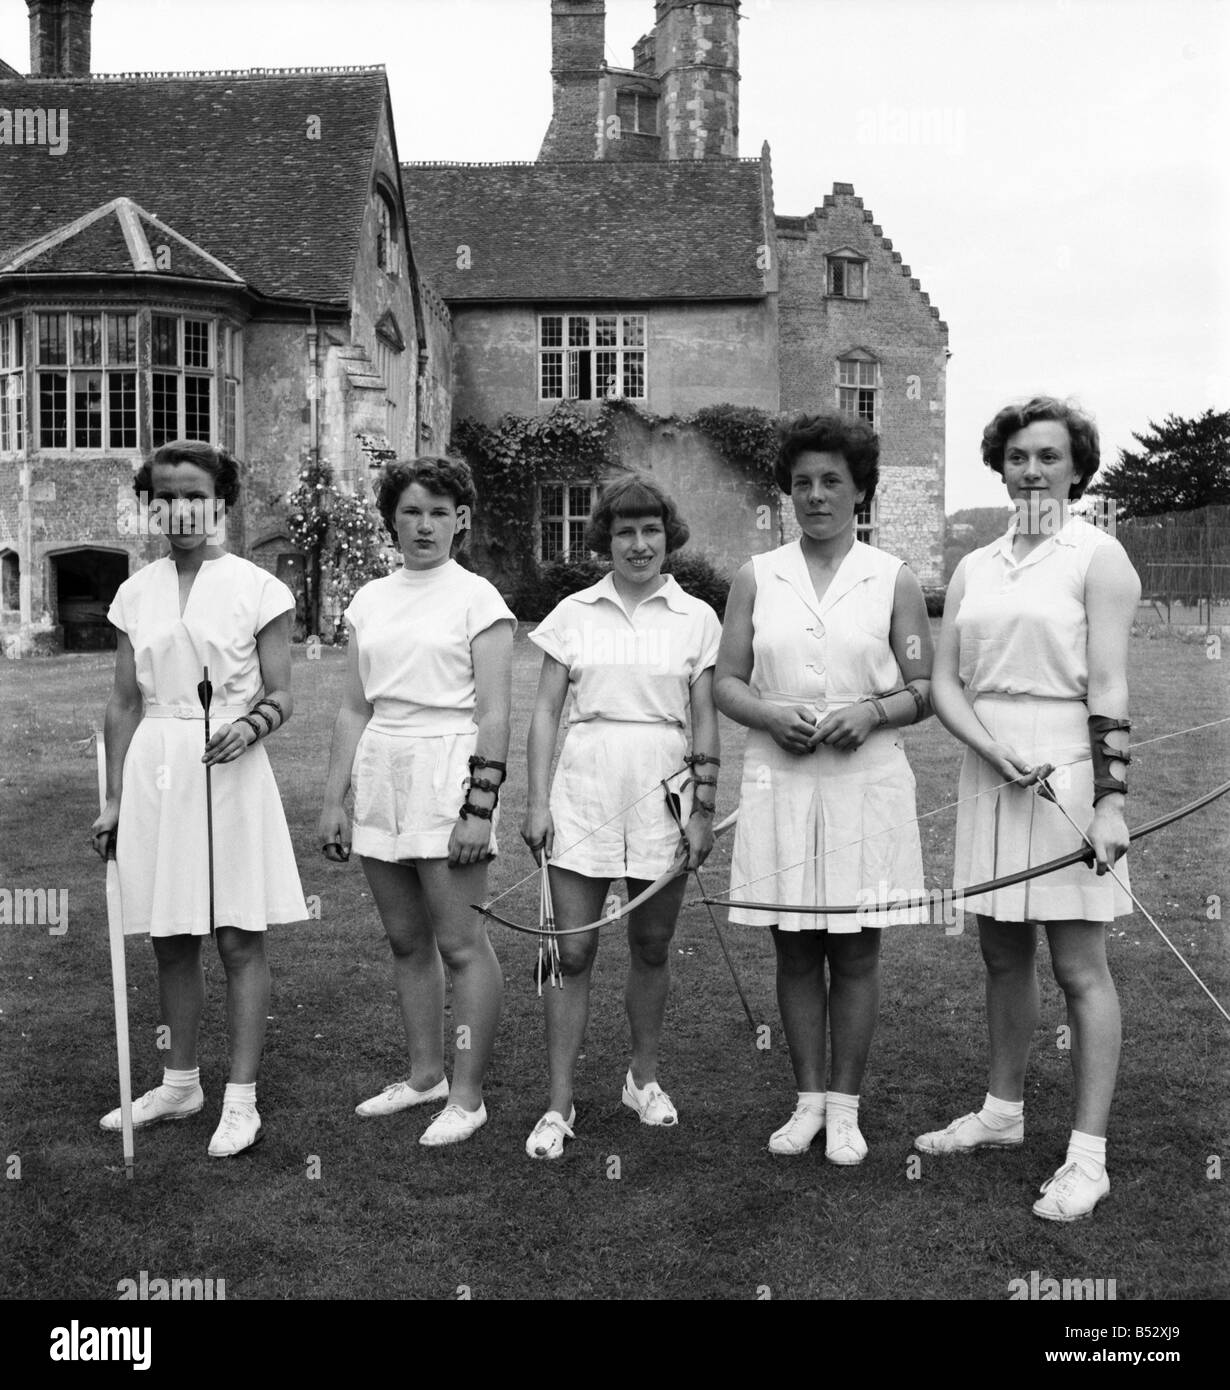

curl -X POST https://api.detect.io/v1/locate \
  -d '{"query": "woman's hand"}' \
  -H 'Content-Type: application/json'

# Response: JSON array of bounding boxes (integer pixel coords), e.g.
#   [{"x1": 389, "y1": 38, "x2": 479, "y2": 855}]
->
[
  {"x1": 1086, "y1": 803, "x2": 1130, "y2": 874},
  {"x1": 203, "y1": 721, "x2": 256, "y2": 766},
  {"x1": 683, "y1": 814, "x2": 714, "y2": 870},
  {"x1": 764, "y1": 704, "x2": 819, "y2": 755},
  {"x1": 318, "y1": 802, "x2": 352, "y2": 863},
  {"x1": 90, "y1": 800, "x2": 119, "y2": 860},
  {"x1": 811, "y1": 702, "x2": 880, "y2": 752},
  {"x1": 521, "y1": 804, "x2": 554, "y2": 861},
  {"x1": 449, "y1": 811, "x2": 492, "y2": 868},
  {"x1": 984, "y1": 741, "x2": 1054, "y2": 788}
]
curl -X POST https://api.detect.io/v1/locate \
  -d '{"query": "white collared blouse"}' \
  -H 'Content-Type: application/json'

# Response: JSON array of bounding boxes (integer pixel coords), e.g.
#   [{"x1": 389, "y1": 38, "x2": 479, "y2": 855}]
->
[
  {"x1": 530, "y1": 571, "x2": 722, "y2": 727},
  {"x1": 749, "y1": 539, "x2": 905, "y2": 710},
  {"x1": 956, "y1": 515, "x2": 1122, "y2": 699}
]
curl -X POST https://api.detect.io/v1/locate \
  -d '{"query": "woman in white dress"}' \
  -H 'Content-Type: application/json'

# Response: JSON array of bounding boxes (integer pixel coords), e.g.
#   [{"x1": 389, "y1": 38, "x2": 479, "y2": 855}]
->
[
  {"x1": 715, "y1": 414, "x2": 933, "y2": 1163},
  {"x1": 318, "y1": 457, "x2": 514, "y2": 1147},
  {"x1": 915, "y1": 398, "x2": 1139, "y2": 1222},
  {"x1": 91, "y1": 440, "x2": 308, "y2": 1159},
  {"x1": 521, "y1": 474, "x2": 722, "y2": 1160}
]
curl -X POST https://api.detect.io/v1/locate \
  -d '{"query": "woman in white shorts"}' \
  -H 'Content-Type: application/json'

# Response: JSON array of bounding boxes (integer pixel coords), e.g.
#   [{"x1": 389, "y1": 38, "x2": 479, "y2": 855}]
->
[
  {"x1": 715, "y1": 414, "x2": 933, "y2": 1165},
  {"x1": 521, "y1": 475, "x2": 722, "y2": 1159},
  {"x1": 915, "y1": 398, "x2": 1139, "y2": 1222},
  {"x1": 92, "y1": 440, "x2": 308, "y2": 1160},
  {"x1": 318, "y1": 457, "x2": 515, "y2": 1147}
]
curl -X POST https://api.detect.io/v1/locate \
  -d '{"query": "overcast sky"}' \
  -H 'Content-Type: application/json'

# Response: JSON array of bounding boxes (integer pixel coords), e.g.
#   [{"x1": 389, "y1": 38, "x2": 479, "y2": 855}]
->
[{"x1": 3, "y1": 0, "x2": 1225, "y2": 511}]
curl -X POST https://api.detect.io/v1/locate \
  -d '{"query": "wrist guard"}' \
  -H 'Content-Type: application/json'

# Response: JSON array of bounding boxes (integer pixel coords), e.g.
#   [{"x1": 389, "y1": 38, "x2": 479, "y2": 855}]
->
[
  {"x1": 861, "y1": 696, "x2": 889, "y2": 728},
  {"x1": 458, "y1": 799, "x2": 494, "y2": 821},
  {"x1": 1088, "y1": 715, "x2": 1130, "y2": 804},
  {"x1": 464, "y1": 755, "x2": 506, "y2": 805}
]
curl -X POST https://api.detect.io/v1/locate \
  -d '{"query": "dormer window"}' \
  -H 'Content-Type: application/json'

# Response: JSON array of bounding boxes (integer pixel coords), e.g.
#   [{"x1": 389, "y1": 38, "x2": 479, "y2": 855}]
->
[
  {"x1": 376, "y1": 191, "x2": 400, "y2": 277},
  {"x1": 616, "y1": 89, "x2": 658, "y2": 136},
  {"x1": 827, "y1": 250, "x2": 867, "y2": 300}
]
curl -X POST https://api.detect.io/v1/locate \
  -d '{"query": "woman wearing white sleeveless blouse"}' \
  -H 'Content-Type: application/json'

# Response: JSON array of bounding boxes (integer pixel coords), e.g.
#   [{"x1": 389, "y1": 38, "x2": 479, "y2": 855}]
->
[
  {"x1": 715, "y1": 415, "x2": 933, "y2": 1163},
  {"x1": 915, "y1": 398, "x2": 1139, "y2": 1223}
]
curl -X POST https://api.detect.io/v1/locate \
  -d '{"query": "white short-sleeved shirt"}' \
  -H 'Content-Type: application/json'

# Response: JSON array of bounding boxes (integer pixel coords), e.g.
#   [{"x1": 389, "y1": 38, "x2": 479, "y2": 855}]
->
[
  {"x1": 956, "y1": 516, "x2": 1125, "y2": 699},
  {"x1": 344, "y1": 560, "x2": 516, "y2": 736},
  {"x1": 108, "y1": 553, "x2": 294, "y2": 710},
  {"x1": 530, "y1": 572, "x2": 722, "y2": 727}
]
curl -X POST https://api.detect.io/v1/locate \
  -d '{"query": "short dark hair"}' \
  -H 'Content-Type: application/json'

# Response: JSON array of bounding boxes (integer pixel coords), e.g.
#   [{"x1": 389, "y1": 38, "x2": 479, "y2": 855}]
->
[
  {"x1": 981, "y1": 397, "x2": 1100, "y2": 499},
  {"x1": 376, "y1": 455, "x2": 478, "y2": 550},
  {"x1": 133, "y1": 441, "x2": 241, "y2": 507},
  {"x1": 584, "y1": 473, "x2": 690, "y2": 557},
  {"x1": 775, "y1": 413, "x2": 880, "y2": 504}
]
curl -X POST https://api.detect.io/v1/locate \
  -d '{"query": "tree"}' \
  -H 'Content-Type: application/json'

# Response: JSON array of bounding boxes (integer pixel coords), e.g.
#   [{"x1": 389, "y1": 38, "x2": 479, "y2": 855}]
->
[
  {"x1": 944, "y1": 506, "x2": 1011, "y2": 581},
  {"x1": 1088, "y1": 408, "x2": 1230, "y2": 520}
]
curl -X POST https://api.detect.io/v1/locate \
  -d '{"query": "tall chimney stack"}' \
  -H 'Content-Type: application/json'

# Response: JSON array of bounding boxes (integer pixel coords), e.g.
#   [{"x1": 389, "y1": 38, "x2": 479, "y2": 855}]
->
[
  {"x1": 538, "y1": 0, "x2": 606, "y2": 160},
  {"x1": 28, "y1": 0, "x2": 93, "y2": 78}
]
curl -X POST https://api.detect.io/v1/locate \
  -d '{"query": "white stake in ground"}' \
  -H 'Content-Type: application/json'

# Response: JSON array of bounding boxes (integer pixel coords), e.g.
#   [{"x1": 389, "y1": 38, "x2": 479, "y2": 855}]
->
[{"x1": 95, "y1": 730, "x2": 135, "y2": 1178}]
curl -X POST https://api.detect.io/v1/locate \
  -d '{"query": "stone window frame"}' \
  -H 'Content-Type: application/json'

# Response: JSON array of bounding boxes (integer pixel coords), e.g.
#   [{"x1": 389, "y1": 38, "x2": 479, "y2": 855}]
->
[
  {"x1": 538, "y1": 311, "x2": 647, "y2": 403},
  {"x1": 537, "y1": 479, "x2": 597, "y2": 562},
  {"x1": 374, "y1": 315, "x2": 405, "y2": 449},
  {"x1": 1, "y1": 547, "x2": 19, "y2": 611},
  {"x1": 855, "y1": 496, "x2": 879, "y2": 548},
  {"x1": 149, "y1": 313, "x2": 216, "y2": 449},
  {"x1": 615, "y1": 87, "x2": 658, "y2": 136},
  {"x1": 835, "y1": 349, "x2": 880, "y2": 432},
  {"x1": 826, "y1": 248, "x2": 869, "y2": 301},
  {"x1": 374, "y1": 182, "x2": 401, "y2": 278},
  {"x1": 0, "y1": 314, "x2": 25, "y2": 454}
]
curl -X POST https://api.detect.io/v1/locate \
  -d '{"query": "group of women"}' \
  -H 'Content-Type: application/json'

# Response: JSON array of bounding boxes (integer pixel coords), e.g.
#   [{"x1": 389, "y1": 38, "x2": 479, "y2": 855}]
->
[{"x1": 92, "y1": 395, "x2": 1140, "y2": 1222}]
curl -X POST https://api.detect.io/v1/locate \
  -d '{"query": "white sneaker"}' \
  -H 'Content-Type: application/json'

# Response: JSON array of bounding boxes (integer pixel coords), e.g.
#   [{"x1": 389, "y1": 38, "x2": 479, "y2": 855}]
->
[
  {"x1": 207, "y1": 1103, "x2": 262, "y2": 1158},
  {"x1": 768, "y1": 1102, "x2": 826, "y2": 1155},
  {"x1": 622, "y1": 1071, "x2": 678, "y2": 1126},
  {"x1": 1032, "y1": 1161, "x2": 1110, "y2": 1222},
  {"x1": 100, "y1": 1084, "x2": 204, "y2": 1131},
  {"x1": 915, "y1": 1111, "x2": 1023, "y2": 1154},
  {"x1": 825, "y1": 1113, "x2": 868, "y2": 1165},
  {"x1": 525, "y1": 1107, "x2": 577, "y2": 1160},
  {"x1": 355, "y1": 1077, "x2": 448, "y2": 1118},
  {"x1": 419, "y1": 1101, "x2": 487, "y2": 1147}
]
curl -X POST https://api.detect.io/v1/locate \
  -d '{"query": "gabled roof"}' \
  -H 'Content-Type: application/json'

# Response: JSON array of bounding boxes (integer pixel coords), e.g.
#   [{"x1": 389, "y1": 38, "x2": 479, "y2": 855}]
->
[
  {"x1": 0, "y1": 67, "x2": 390, "y2": 304},
  {"x1": 0, "y1": 57, "x2": 20, "y2": 78},
  {"x1": 1, "y1": 197, "x2": 244, "y2": 281},
  {"x1": 400, "y1": 159, "x2": 770, "y2": 302}
]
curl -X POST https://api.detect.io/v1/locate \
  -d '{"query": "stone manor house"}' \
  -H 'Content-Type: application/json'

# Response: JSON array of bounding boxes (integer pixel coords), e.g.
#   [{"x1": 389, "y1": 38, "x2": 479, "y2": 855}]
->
[{"x1": 0, "y1": 0, "x2": 946, "y2": 652}]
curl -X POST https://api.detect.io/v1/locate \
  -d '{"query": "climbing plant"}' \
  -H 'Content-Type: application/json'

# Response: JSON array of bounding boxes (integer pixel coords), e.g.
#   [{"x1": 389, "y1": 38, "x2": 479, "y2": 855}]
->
[{"x1": 287, "y1": 456, "x2": 393, "y2": 639}]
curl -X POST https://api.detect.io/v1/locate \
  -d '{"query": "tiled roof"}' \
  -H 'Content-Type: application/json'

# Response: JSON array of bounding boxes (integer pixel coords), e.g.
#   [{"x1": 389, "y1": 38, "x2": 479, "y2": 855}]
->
[
  {"x1": 0, "y1": 68, "x2": 389, "y2": 304},
  {"x1": 400, "y1": 159, "x2": 770, "y2": 302},
  {"x1": 0, "y1": 57, "x2": 21, "y2": 78}
]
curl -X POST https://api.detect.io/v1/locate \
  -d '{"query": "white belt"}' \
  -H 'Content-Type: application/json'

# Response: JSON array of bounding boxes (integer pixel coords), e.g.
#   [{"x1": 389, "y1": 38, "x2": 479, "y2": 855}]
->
[{"x1": 144, "y1": 704, "x2": 250, "y2": 720}]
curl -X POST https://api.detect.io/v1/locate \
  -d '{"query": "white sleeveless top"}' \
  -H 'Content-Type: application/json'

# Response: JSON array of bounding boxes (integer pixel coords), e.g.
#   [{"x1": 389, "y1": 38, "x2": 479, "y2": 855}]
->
[
  {"x1": 750, "y1": 539, "x2": 906, "y2": 708},
  {"x1": 956, "y1": 516, "x2": 1124, "y2": 699}
]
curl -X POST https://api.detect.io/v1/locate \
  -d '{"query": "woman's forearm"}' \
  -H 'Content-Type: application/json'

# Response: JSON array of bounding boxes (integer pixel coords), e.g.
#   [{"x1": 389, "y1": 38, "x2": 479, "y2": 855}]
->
[
  {"x1": 931, "y1": 673, "x2": 998, "y2": 761},
  {"x1": 321, "y1": 706, "x2": 370, "y2": 807},
  {"x1": 526, "y1": 709, "x2": 558, "y2": 810},
  {"x1": 713, "y1": 674, "x2": 772, "y2": 732},
  {"x1": 103, "y1": 697, "x2": 143, "y2": 803}
]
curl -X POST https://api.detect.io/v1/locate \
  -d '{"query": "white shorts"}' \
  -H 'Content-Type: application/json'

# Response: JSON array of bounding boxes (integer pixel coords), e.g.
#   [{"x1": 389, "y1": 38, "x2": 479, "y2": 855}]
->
[
  {"x1": 549, "y1": 720, "x2": 689, "y2": 880},
  {"x1": 351, "y1": 728, "x2": 499, "y2": 862}
]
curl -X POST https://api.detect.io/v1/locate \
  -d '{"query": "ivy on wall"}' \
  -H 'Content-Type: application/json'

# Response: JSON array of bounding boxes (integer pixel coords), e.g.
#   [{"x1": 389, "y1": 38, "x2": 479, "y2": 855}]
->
[{"x1": 451, "y1": 399, "x2": 780, "y2": 582}]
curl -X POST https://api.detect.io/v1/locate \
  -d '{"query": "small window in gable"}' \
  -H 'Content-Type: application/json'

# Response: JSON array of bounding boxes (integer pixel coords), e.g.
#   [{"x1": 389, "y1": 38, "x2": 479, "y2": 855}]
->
[
  {"x1": 376, "y1": 191, "x2": 400, "y2": 277},
  {"x1": 827, "y1": 250, "x2": 867, "y2": 300}
]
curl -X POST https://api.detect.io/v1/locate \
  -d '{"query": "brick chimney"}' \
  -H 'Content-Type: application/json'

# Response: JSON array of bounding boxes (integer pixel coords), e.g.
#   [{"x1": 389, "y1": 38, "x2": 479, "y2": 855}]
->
[
  {"x1": 28, "y1": 0, "x2": 93, "y2": 77},
  {"x1": 538, "y1": 0, "x2": 606, "y2": 160},
  {"x1": 656, "y1": 0, "x2": 739, "y2": 159}
]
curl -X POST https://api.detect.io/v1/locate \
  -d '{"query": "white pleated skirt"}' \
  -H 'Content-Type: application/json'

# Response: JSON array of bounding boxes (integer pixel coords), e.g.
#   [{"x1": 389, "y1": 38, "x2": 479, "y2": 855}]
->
[
  {"x1": 953, "y1": 693, "x2": 1132, "y2": 923},
  {"x1": 728, "y1": 725, "x2": 926, "y2": 931}
]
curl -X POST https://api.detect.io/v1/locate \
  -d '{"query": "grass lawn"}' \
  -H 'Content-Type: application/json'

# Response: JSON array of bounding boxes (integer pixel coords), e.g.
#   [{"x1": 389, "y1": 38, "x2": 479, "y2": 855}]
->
[{"x1": 1, "y1": 624, "x2": 1227, "y2": 1302}]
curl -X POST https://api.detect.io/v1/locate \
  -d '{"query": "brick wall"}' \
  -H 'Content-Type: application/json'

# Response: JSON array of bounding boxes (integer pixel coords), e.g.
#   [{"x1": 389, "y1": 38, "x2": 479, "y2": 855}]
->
[{"x1": 776, "y1": 183, "x2": 948, "y2": 585}]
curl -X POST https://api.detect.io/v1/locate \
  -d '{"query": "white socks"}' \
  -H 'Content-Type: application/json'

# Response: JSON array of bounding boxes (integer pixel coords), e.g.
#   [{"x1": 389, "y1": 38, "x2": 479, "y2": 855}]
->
[
  {"x1": 223, "y1": 1082, "x2": 257, "y2": 1111},
  {"x1": 1066, "y1": 1129, "x2": 1107, "y2": 1179},
  {"x1": 826, "y1": 1091, "x2": 859, "y2": 1125},
  {"x1": 162, "y1": 1067, "x2": 201, "y2": 1097},
  {"x1": 798, "y1": 1090, "x2": 826, "y2": 1114},
  {"x1": 977, "y1": 1092, "x2": 1023, "y2": 1131}
]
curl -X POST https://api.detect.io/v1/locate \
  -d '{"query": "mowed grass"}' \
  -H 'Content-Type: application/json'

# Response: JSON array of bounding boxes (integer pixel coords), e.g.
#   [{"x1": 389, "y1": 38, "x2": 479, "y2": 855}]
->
[{"x1": 1, "y1": 625, "x2": 1227, "y2": 1301}]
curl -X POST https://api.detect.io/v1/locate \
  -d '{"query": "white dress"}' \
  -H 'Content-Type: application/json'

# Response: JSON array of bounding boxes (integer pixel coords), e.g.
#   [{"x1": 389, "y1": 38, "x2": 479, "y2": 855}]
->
[
  {"x1": 107, "y1": 554, "x2": 308, "y2": 936},
  {"x1": 728, "y1": 541, "x2": 926, "y2": 931},
  {"x1": 952, "y1": 516, "x2": 1132, "y2": 922},
  {"x1": 344, "y1": 560, "x2": 516, "y2": 862}
]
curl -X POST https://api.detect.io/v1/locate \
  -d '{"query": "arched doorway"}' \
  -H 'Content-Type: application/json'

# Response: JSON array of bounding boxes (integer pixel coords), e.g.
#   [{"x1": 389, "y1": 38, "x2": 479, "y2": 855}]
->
[{"x1": 50, "y1": 549, "x2": 129, "y2": 651}]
